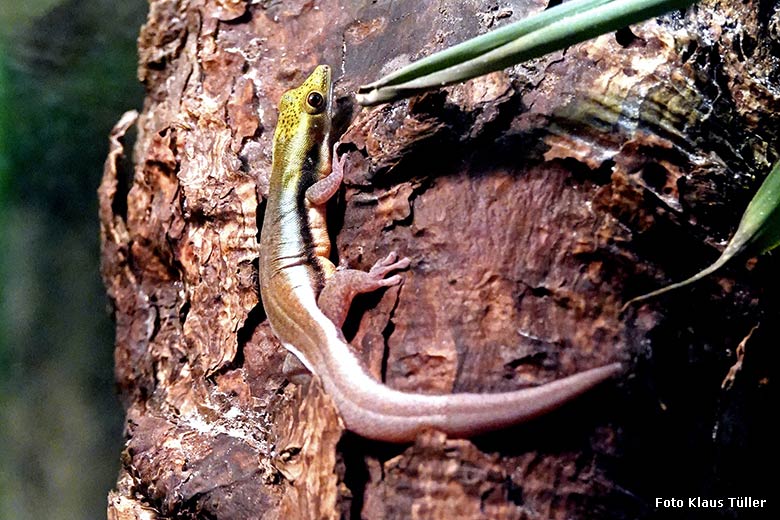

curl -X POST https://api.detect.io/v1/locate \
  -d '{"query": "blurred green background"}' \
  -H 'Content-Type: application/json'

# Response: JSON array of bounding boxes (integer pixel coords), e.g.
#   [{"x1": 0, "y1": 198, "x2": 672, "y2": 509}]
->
[{"x1": 0, "y1": 1, "x2": 147, "y2": 518}]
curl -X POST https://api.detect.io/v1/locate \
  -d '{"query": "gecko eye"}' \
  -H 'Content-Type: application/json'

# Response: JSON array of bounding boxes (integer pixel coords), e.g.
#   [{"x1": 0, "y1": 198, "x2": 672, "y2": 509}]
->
[{"x1": 306, "y1": 91, "x2": 325, "y2": 113}]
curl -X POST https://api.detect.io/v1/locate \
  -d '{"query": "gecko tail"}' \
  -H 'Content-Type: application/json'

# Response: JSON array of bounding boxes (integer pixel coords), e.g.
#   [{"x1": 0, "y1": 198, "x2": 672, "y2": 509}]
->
[{"x1": 324, "y1": 359, "x2": 624, "y2": 443}]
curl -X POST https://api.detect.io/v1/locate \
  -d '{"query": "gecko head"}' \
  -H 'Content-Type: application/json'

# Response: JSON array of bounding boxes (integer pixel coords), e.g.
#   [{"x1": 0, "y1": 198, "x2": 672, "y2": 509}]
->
[{"x1": 274, "y1": 65, "x2": 333, "y2": 149}]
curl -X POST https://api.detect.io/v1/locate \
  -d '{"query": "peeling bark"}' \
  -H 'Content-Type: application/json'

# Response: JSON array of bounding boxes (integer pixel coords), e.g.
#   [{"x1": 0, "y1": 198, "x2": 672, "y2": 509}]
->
[{"x1": 101, "y1": 1, "x2": 778, "y2": 518}]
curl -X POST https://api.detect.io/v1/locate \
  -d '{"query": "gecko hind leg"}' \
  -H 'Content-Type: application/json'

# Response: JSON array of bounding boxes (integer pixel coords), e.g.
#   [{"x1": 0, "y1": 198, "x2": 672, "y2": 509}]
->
[
  {"x1": 318, "y1": 252, "x2": 411, "y2": 328},
  {"x1": 282, "y1": 353, "x2": 312, "y2": 385}
]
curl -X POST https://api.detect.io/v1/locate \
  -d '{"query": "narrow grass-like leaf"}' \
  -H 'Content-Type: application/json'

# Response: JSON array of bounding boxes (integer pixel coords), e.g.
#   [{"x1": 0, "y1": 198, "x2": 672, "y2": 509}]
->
[
  {"x1": 622, "y1": 160, "x2": 780, "y2": 310},
  {"x1": 357, "y1": 0, "x2": 695, "y2": 106},
  {"x1": 358, "y1": 0, "x2": 614, "y2": 91}
]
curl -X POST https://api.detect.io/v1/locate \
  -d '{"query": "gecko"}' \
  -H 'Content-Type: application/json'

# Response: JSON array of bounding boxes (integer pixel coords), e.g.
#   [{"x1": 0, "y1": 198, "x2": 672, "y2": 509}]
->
[{"x1": 259, "y1": 64, "x2": 623, "y2": 443}]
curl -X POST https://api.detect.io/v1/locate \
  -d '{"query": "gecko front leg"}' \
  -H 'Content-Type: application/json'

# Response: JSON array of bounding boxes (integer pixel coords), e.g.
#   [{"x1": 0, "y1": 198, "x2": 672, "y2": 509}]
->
[{"x1": 306, "y1": 142, "x2": 346, "y2": 205}]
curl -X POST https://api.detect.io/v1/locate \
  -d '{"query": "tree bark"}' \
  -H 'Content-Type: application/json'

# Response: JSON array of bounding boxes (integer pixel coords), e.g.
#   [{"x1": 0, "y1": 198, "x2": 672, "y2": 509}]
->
[{"x1": 101, "y1": 1, "x2": 778, "y2": 518}]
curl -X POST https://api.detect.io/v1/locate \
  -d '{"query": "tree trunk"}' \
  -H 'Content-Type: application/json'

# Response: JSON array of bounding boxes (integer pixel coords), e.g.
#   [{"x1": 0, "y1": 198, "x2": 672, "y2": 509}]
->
[{"x1": 101, "y1": 1, "x2": 778, "y2": 518}]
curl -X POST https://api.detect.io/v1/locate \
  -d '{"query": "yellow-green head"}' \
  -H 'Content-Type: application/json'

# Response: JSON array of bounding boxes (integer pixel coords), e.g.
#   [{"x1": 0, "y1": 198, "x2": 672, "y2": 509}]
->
[{"x1": 273, "y1": 65, "x2": 332, "y2": 151}]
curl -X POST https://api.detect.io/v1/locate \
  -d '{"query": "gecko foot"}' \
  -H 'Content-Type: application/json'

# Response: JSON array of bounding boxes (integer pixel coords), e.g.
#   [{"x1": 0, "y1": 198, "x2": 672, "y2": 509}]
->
[
  {"x1": 318, "y1": 252, "x2": 411, "y2": 327},
  {"x1": 332, "y1": 141, "x2": 347, "y2": 170},
  {"x1": 368, "y1": 252, "x2": 412, "y2": 287}
]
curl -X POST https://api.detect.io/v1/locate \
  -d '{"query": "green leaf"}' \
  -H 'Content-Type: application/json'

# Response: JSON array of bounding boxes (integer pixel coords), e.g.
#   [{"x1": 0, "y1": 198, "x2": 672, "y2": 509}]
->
[
  {"x1": 356, "y1": 0, "x2": 695, "y2": 106},
  {"x1": 622, "y1": 160, "x2": 780, "y2": 310}
]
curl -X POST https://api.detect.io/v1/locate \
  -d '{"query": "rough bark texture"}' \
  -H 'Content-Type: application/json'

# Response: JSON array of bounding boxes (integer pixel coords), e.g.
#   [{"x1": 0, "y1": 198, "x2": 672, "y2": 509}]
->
[{"x1": 101, "y1": 1, "x2": 778, "y2": 518}]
